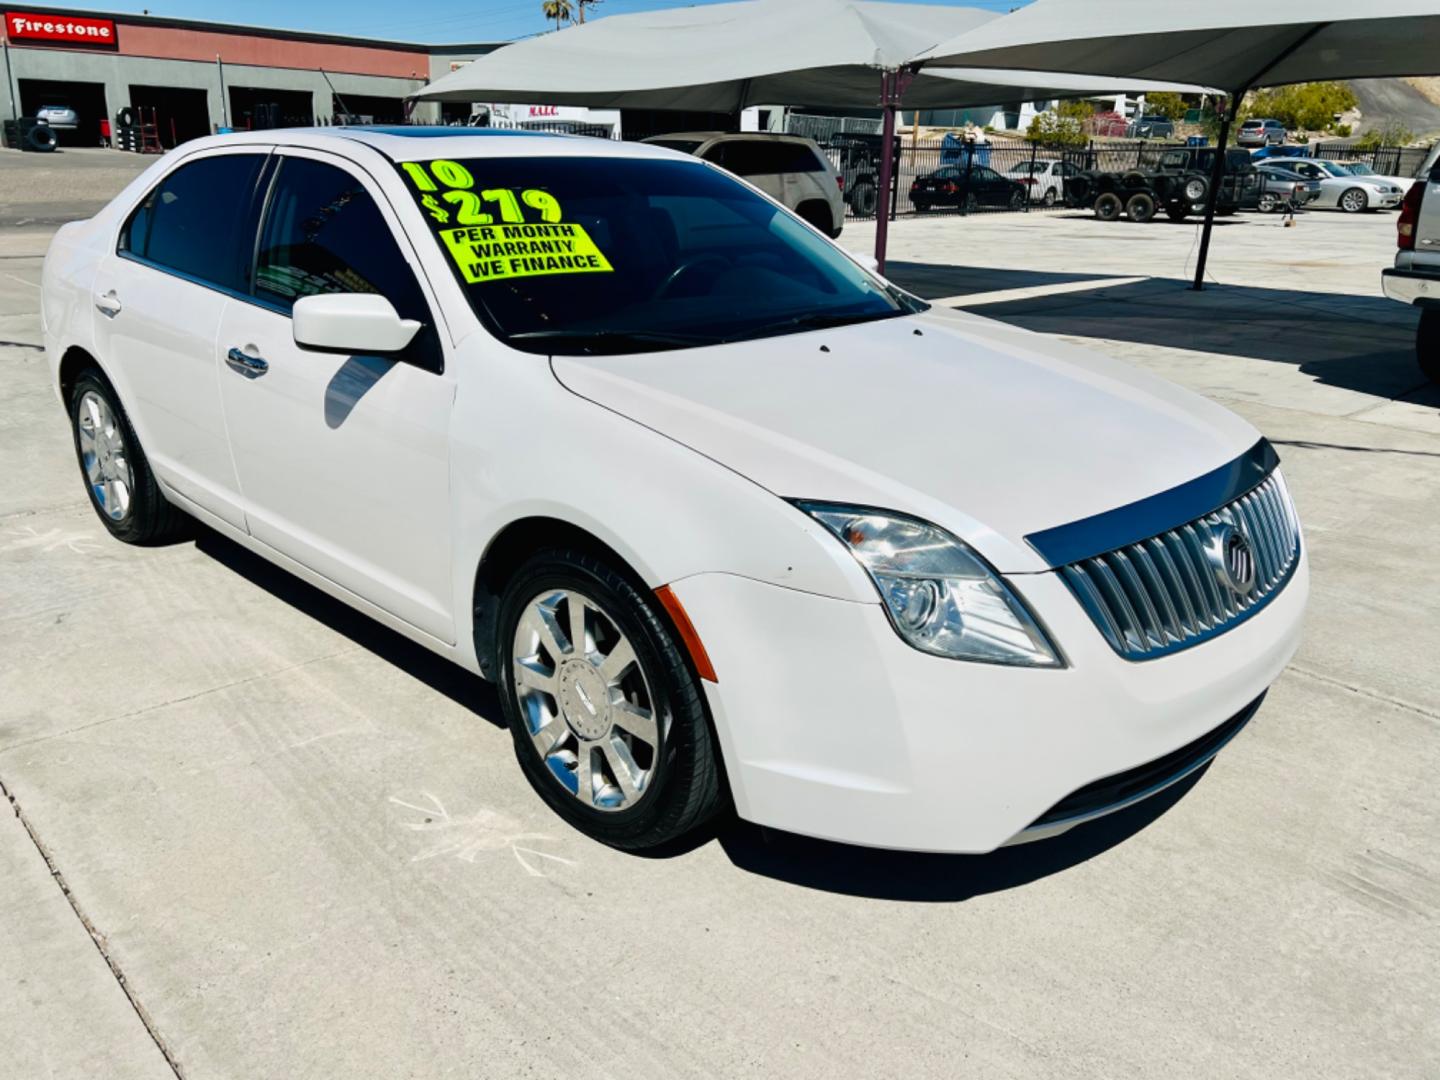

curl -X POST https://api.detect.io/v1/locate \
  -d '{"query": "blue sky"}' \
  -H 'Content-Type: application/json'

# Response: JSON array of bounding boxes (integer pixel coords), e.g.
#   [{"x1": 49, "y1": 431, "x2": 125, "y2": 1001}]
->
[{"x1": 107, "y1": 0, "x2": 1029, "y2": 44}]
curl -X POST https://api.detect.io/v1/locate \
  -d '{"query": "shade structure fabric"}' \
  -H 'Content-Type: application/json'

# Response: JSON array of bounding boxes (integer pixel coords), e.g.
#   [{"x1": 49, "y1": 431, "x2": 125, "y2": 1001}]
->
[
  {"x1": 413, "y1": 0, "x2": 999, "y2": 110},
  {"x1": 917, "y1": 0, "x2": 1440, "y2": 93}
]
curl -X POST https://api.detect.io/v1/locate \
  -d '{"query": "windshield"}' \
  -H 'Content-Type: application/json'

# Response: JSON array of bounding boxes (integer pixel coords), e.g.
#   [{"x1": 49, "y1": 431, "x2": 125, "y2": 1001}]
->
[
  {"x1": 1316, "y1": 162, "x2": 1349, "y2": 178},
  {"x1": 396, "y1": 156, "x2": 919, "y2": 355},
  {"x1": 1345, "y1": 163, "x2": 1375, "y2": 176}
]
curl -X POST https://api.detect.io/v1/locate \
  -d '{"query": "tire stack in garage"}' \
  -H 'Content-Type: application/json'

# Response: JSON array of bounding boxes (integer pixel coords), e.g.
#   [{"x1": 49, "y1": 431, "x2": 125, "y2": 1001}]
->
[{"x1": 115, "y1": 107, "x2": 141, "y2": 153}]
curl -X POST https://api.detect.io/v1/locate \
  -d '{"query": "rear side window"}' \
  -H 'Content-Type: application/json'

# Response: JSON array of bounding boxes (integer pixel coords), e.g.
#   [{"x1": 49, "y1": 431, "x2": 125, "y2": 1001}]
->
[
  {"x1": 254, "y1": 156, "x2": 440, "y2": 370},
  {"x1": 122, "y1": 154, "x2": 266, "y2": 290},
  {"x1": 706, "y1": 140, "x2": 825, "y2": 176}
]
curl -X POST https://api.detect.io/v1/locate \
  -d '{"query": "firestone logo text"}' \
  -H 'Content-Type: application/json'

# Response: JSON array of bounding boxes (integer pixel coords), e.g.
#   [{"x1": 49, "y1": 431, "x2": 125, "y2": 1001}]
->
[{"x1": 7, "y1": 13, "x2": 116, "y2": 40}]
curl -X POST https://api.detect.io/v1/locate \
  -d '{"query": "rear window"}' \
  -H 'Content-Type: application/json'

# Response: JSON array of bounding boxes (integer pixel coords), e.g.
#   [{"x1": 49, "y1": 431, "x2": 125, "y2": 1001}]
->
[
  {"x1": 704, "y1": 140, "x2": 826, "y2": 175},
  {"x1": 645, "y1": 139, "x2": 704, "y2": 155},
  {"x1": 121, "y1": 153, "x2": 267, "y2": 291},
  {"x1": 394, "y1": 155, "x2": 917, "y2": 355}
]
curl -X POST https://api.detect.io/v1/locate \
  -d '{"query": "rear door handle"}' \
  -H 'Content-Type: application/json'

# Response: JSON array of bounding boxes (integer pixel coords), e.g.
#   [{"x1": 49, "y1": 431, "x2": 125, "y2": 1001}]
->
[
  {"x1": 95, "y1": 290, "x2": 122, "y2": 317},
  {"x1": 225, "y1": 347, "x2": 269, "y2": 378}
]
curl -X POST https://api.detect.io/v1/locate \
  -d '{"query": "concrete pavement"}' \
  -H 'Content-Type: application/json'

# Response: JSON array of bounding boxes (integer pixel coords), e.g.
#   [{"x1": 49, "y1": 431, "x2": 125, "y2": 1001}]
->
[{"x1": 1, "y1": 181, "x2": 1437, "y2": 1078}]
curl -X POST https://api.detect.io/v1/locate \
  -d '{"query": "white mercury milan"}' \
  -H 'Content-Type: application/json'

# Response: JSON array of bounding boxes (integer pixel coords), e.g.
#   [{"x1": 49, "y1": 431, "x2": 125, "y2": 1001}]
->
[{"x1": 42, "y1": 128, "x2": 1307, "y2": 852}]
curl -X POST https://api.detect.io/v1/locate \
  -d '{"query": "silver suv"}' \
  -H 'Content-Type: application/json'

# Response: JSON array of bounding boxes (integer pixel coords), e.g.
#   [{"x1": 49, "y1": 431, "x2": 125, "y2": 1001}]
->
[
  {"x1": 1382, "y1": 142, "x2": 1440, "y2": 382},
  {"x1": 1237, "y1": 118, "x2": 1287, "y2": 147},
  {"x1": 642, "y1": 132, "x2": 846, "y2": 238}
]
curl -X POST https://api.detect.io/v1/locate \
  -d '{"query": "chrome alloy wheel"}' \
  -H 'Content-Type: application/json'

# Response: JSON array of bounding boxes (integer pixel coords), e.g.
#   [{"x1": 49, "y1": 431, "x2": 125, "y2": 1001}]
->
[
  {"x1": 512, "y1": 589, "x2": 661, "y2": 812},
  {"x1": 76, "y1": 390, "x2": 134, "y2": 522}
]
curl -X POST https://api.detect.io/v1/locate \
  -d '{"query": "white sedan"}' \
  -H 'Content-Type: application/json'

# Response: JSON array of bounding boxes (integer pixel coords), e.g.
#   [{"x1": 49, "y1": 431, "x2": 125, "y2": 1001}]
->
[{"x1": 41, "y1": 129, "x2": 1308, "y2": 853}]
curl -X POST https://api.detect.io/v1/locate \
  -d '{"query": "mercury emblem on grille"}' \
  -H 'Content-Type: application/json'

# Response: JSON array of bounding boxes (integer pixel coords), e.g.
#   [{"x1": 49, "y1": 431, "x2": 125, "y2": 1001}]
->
[{"x1": 1207, "y1": 522, "x2": 1257, "y2": 596}]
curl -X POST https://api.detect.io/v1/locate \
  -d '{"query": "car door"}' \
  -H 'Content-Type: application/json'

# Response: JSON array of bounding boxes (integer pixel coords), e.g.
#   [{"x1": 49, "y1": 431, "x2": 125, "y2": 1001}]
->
[
  {"x1": 1291, "y1": 162, "x2": 1336, "y2": 206},
  {"x1": 91, "y1": 148, "x2": 272, "y2": 529},
  {"x1": 214, "y1": 149, "x2": 457, "y2": 642}
]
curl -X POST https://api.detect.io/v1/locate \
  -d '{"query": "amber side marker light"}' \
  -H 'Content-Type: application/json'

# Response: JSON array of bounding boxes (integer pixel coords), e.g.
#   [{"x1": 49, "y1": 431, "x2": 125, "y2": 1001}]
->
[{"x1": 654, "y1": 585, "x2": 718, "y2": 683}]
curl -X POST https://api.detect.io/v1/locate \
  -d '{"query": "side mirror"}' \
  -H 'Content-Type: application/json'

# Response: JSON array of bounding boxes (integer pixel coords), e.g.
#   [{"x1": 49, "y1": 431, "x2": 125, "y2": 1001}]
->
[
  {"x1": 292, "y1": 293, "x2": 421, "y2": 355},
  {"x1": 847, "y1": 250, "x2": 882, "y2": 276}
]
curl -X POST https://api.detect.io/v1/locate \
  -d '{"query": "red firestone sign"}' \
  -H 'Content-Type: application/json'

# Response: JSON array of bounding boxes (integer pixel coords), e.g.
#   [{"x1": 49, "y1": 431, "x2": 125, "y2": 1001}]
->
[{"x1": 4, "y1": 11, "x2": 118, "y2": 46}]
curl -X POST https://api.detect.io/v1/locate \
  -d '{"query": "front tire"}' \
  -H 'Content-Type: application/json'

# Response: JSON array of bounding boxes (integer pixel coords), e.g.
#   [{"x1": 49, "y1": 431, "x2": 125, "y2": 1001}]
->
[
  {"x1": 496, "y1": 549, "x2": 724, "y2": 850},
  {"x1": 68, "y1": 368, "x2": 185, "y2": 544},
  {"x1": 1419, "y1": 307, "x2": 1440, "y2": 384},
  {"x1": 1339, "y1": 187, "x2": 1368, "y2": 213}
]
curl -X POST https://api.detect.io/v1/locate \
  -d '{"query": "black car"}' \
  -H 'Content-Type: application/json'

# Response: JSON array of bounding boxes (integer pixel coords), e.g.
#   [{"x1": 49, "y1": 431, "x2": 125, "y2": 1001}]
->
[
  {"x1": 1129, "y1": 115, "x2": 1175, "y2": 139},
  {"x1": 910, "y1": 165, "x2": 1026, "y2": 212}
]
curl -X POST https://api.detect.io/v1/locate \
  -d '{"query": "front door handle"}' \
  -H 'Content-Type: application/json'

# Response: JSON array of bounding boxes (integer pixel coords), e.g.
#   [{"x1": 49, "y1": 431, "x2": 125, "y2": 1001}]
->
[
  {"x1": 95, "y1": 290, "x2": 122, "y2": 318},
  {"x1": 225, "y1": 347, "x2": 269, "y2": 378}
]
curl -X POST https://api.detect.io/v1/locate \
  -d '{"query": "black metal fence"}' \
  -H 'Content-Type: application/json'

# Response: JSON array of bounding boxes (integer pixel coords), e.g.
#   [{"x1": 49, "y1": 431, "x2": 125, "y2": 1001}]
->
[
  {"x1": 833, "y1": 139, "x2": 1215, "y2": 221},
  {"x1": 1309, "y1": 141, "x2": 1431, "y2": 181}
]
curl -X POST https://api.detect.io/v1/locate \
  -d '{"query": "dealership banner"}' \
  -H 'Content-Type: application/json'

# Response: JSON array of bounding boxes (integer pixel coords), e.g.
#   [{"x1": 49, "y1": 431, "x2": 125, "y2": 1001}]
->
[{"x1": 5, "y1": 11, "x2": 118, "y2": 46}]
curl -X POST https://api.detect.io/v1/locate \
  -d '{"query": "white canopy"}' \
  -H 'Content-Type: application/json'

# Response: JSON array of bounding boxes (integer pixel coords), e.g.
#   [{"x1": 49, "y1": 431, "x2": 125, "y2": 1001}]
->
[
  {"x1": 412, "y1": 0, "x2": 1206, "y2": 111},
  {"x1": 917, "y1": 0, "x2": 1440, "y2": 93}
]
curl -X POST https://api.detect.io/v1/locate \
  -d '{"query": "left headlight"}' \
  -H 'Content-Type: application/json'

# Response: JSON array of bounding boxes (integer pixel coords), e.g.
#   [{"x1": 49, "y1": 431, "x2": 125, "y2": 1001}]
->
[{"x1": 797, "y1": 502, "x2": 1063, "y2": 668}]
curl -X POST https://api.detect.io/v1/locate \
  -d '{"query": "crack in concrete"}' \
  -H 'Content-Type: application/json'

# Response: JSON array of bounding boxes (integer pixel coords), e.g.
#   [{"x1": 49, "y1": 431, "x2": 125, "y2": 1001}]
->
[
  {"x1": 0, "y1": 770, "x2": 187, "y2": 1080},
  {"x1": 0, "y1": 646, "x2": 362, "y2": 755},
  {"x1": 1288, "y1": 663, "x2": 1440, "y2": 725}
]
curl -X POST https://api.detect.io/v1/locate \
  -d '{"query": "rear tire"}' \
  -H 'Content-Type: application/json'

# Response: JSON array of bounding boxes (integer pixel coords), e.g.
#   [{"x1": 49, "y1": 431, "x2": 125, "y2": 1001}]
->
[
  {"x1": 68, "y1": 368, "x2": 186, "y2": 544},
  {"x1": 849, "y1": 179, "x2": 877, "y2": 218},
  {"x1": 795, "y1": 200, "x2": 835, "y2": 236},
  {"x1": 1094, "y1": 192, "x2": 1123, "y2": 221},
  {"x1": 496, "y1": 548, "x2": 724, "y2": 850},
  {"x1": 1125, "y1": 191, "x2": 1156, "y2": 223},
  {"x1": 1419, "y1": 307, "x2": 1440, "y2": 384},
  {"x1": 1257, "y1": 192, "x2": 1279, "y2": 213},
  {"x1": 1042, "y1": 187, "x2": 1057, "y2": 207},
  {"x1": 1007, "y1": 188, "x2": 1025, "y2": 210}
]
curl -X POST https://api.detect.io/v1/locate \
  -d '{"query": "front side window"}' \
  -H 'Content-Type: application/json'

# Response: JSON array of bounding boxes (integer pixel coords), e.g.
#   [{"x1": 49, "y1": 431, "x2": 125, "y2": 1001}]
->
[
  {"x1": 122, "y1": 153, "x2": 267, "y2": 290},
  {"x1": 396, "y1": 155, "x2": 920, "y2": 356},
  {"x1": 255, "y1": 156, "x2": 439, "y2": 369}
]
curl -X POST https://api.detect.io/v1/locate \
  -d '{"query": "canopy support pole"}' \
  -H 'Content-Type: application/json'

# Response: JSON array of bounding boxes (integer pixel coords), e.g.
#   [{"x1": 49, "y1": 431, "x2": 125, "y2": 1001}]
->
[
  {"x1": 1191, "y1": 21, "x2": 1328, "y2": 291},
  {"x1": 874, "y1": 66, "x2": 916, "y2": 275},
  {"x1": 1190, "y1": 94, "x2": 1237, "y2": 291}
]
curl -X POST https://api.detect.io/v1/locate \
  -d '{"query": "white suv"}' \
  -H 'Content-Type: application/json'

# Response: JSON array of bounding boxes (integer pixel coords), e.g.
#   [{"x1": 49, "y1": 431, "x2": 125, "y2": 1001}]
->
[
  {"x1": 642, "y1": 132, "x2": 846, "y2": 238},
  {"x1": 1382, "y1": 142, "x2": 1440, "y2": 382}
]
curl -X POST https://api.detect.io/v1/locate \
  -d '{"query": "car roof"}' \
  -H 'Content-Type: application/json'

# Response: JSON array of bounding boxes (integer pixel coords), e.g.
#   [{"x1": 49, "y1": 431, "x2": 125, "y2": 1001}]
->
[
  {"x1": 177, "y1": 126, "x2": 683, "y2": 164},
  {"x1": 642, "y1": 131, "x2": 813, "y2": 143}
]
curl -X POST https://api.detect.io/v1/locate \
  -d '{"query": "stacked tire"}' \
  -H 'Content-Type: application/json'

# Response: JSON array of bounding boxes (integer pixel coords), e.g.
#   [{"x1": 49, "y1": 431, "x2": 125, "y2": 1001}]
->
[
  {"x1": 7, "y1": 118, "x2": 58, "y2": 153},
  {"x1": 115, "y1": 109, "x2": 140, "y2": 152}
]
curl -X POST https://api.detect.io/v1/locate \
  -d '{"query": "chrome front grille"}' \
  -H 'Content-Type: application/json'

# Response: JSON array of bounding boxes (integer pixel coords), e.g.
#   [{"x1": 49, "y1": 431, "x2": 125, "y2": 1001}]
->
[{"x1": 1060, "y1": 472, "x2": 1300, "y2": 660}]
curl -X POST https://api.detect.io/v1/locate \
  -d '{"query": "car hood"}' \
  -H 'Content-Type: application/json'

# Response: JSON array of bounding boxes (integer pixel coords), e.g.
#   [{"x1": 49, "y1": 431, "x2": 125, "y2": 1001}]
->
[{"x1": 551, "y1": 307, "x2": 1260, "y2": 573}]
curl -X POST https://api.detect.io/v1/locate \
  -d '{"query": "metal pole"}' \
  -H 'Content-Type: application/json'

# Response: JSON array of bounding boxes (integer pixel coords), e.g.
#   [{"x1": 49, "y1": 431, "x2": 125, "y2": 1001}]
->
[
  {"x1": 216, "y1": 55, "x2": 229, "y2": 129},
  {"x1": 1191, "y1": 95, "x2": 1239, "y2": 291},
  {"x1": 1027, "y1": 139, "x2": 1037, "y2": 213},
  {"x1": 874, "y1": 71, "x2": 897, "y2": 274},
  {"x1": 3, "y1": 35, "x2": 19, "y2": 126}
]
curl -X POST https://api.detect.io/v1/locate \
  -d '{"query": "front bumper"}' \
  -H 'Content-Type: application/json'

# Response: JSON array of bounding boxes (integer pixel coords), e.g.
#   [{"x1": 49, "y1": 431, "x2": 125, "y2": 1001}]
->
[
  {"x1": 1382, "y1": 267, "x2": 1440, "y2": 306},
  {"x1": 672, "y1": 547, "x2": 1308, "y2": 853}
]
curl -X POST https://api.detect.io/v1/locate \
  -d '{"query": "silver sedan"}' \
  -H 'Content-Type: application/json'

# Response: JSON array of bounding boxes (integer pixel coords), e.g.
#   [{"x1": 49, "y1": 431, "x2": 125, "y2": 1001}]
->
[{"x1": 1274, "y1": 158, "x2": 1405, "y2": 212}]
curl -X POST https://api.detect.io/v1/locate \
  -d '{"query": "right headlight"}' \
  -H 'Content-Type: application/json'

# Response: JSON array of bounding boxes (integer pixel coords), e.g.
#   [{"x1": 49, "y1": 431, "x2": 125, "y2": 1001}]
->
[{"x1": 796, "y1": 502, "x2": 1063, "y2": 668}]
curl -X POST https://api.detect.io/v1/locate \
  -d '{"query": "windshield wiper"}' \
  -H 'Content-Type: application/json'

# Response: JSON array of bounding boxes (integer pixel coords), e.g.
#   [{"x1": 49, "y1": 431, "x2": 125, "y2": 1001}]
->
[
  {"x1": 734, "y1": 308, "x2": 907, "y2": 342},
  {"x1": 508, "y1": 328, "x2": 717, "y2": 354}
]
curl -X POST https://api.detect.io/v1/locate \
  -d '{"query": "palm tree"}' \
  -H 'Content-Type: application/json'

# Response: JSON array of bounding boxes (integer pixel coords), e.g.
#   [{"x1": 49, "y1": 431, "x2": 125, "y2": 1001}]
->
[{"x1": 541, "y1": 0, "x2": 574, "y2": 31}]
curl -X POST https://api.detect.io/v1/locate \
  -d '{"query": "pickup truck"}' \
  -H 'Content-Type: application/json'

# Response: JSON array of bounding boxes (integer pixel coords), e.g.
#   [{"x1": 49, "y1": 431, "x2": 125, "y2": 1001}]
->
[{"x1": 1382, "y1": 141, "x2": 1440, "y2": 383}]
